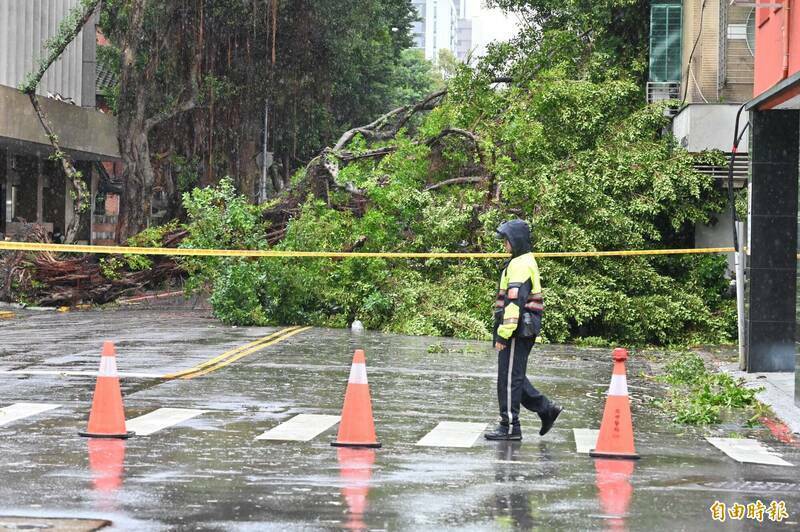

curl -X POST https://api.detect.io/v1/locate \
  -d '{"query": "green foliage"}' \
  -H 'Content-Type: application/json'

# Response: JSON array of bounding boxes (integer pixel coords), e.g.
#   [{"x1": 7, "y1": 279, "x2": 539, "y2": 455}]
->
[
  {"x1": 657, "y1": 352, "x2": 760, "y2": 425},
  {"x1": 179, "y1": 177, "x2": 270, "y2": 320},
  {"x1": 99, "y1": 257, "x2": 124, "y2": 280},
  {"x1": 174, "y1": 0, "x2": 736, "y2": 346},
  {"x1": 125, "y1": 221, "x2": 181, "y2": 271},
  {"x1": 182, "y1": 75, "x2": 733, "y2": 345},
  {"x1": 389, "y1": 49, "x2": 445, "y2": 107}
]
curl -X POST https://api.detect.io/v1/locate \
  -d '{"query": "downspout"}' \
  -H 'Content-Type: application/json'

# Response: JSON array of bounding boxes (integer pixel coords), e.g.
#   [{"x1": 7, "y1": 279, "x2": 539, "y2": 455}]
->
[{"x1": 783, "y1": 0, "x2": 792, "y2": 79}]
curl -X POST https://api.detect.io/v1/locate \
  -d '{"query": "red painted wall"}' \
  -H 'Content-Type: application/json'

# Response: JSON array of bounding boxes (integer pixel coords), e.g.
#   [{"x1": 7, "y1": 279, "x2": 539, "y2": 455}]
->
[{"x1": 755, "y1": 1, "x2": 800, "y2": 96}]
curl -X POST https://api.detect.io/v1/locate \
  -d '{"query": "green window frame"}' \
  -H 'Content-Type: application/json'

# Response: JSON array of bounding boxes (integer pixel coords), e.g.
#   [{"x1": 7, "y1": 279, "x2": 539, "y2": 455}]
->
[{"x1": 649, "y1": 1, "x2": 683, "y2": 83}]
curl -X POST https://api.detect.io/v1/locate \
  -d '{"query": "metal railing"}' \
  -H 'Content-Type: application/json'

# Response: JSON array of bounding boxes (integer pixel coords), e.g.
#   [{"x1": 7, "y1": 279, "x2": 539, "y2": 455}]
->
[{"x1": 647, "y1": 81, "x2": 681, "y2": 103}]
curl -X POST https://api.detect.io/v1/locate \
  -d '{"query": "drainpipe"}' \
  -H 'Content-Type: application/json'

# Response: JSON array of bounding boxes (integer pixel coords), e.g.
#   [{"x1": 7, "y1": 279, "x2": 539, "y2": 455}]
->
[{"x1": 783, "y1": 1, "x2": 792, "y2": 79}]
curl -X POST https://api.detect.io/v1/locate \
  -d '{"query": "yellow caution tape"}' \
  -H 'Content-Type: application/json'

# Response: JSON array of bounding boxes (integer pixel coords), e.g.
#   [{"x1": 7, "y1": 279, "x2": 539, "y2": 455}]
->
[{"x1": 0, "y1": 241, "x2": 738, "y2": 259}]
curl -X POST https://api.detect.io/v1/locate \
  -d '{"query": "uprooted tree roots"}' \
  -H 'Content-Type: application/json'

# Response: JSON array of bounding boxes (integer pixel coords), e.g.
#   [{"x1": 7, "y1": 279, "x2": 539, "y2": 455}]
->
[{"x1": 0, "y1": 225, "x2": 184, "y2": 307}]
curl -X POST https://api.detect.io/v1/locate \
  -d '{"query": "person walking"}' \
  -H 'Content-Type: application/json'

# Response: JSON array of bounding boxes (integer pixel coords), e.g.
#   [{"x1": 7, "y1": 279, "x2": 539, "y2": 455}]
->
[{"x1": 485, "y1": 219, "x2": 562, "y2": 441}]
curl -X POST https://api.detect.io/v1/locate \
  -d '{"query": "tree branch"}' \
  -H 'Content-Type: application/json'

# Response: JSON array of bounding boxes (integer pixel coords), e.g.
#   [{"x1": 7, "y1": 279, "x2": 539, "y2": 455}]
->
[
  {"x1": 338, "y1": 146, "x2": 398, "y2": 162},
  {"x1": 28, "y1": 94, "x2": 88, "y2": 243},
  {"x1": 425, "y1": 176, "x2": 485, "y2": 191},
  {"x1": 144, "y1": 52, "x2": 203, "y2": 132},
  {"x1": 18, "y1": 0, "x2": 100, "y2": 244}
]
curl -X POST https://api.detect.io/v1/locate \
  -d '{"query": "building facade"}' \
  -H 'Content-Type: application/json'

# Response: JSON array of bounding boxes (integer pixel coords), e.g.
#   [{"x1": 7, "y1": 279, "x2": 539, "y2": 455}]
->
[
  {"x1": 743, "y1": 1, "x2": 800, "y2": 401},
  {"x1": 411, "y1": 0, "x2": 459, "y2": 61},
  {"x1": 0, "y1": 0, "x2": 120, "y2": 244},
  {"x1": 648, "y1": 1, "x2": 755, "y2": 279}
]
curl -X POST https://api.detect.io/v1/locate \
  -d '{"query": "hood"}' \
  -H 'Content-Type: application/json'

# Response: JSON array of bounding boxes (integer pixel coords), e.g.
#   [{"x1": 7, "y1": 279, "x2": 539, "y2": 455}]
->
[{"x1": 496, "y1": 219, "x2": 532, "y2": 258}]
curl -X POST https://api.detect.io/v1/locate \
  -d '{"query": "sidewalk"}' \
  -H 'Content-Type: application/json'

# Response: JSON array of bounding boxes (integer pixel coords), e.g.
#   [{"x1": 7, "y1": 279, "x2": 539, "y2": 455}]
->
[{"x1": 718, "y1": 362, "x2": 800, "y2": 435}]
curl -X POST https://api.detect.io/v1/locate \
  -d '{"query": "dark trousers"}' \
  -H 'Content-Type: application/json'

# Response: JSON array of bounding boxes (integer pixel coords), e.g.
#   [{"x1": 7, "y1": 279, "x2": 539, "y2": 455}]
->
[{"x1": 497, "y1": 336, "x2": 550, "y2": 427}]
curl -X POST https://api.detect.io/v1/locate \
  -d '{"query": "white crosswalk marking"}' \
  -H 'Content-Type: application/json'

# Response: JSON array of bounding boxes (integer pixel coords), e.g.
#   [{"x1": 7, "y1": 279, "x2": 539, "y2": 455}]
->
[
  {"x1": 0, "y1": 403, "x2": 61, "y2": 427},
  {"x1": 125, "y1": 408, "x2": 207, "y2": 436},
  {"x1": 256, "y1": 414, "x2": 341, "y2": 442},
  {"x1": 573, "y1": 428, "x2": 600, "y2": 454},
  {"x1": 416, "y1": 422, "x2": 488, "y2": 448},
  {"x1": 706, "y1": 437, "x2": 794, "y2": 467}
]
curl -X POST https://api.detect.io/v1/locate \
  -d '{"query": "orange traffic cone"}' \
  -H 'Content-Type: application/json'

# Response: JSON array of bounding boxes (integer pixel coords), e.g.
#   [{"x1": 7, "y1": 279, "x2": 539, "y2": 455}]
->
[
  {"x1": 79, "y1": 341, "x2": 134, "y2": 439},
  {"x1": 589, "y1": 348, "x2": 639, "y2": 459},
  {"x1": 332, "y1": 350, "x2": 381, "y2": 448}
]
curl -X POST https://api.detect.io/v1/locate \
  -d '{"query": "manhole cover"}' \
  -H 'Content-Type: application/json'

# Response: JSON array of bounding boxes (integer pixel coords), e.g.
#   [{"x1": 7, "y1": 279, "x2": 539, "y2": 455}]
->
[{"x1": 0, "y1": 518, "x2": 109, "y2": 532}]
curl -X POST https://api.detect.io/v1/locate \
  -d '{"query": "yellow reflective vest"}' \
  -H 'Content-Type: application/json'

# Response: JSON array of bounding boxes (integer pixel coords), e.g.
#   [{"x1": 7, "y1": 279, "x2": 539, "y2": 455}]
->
[{"x1": 496, "y1": 252, "x2": 542, "y2": 341}]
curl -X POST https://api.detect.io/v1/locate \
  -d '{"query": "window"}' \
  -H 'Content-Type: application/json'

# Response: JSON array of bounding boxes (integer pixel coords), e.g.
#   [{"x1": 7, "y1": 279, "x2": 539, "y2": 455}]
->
[{"x1": 649, "y1": 1, "x2": 683, "y2": 83}]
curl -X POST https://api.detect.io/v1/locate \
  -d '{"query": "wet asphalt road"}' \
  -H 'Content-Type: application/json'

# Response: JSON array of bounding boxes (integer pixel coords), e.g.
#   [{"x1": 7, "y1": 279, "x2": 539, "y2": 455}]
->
[{"x1": 1, "y1": 308, "x2": 799, "y2": 531}]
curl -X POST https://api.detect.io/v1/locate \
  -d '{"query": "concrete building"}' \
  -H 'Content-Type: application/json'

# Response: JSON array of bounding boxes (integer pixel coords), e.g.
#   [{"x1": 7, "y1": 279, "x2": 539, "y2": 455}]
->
[
  {"x1": 455, "y1": 17, "x2": 473, "y2": 61},
  {"x1": 411, "y1": 0, "x2": 459, "y2": 61},
  {"x1": 742, "y1": 0, "x2": 800, "y2": 396},
  {"x1": 647, "y1": 1, "x2": 756, "y2": 276},
  {"x1": 0, "y1": 0, "x2": 120, "y2": 244}
]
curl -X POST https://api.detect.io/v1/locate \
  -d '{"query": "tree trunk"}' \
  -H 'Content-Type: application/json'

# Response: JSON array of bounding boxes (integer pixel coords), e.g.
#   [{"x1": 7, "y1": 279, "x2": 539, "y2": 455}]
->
[{"x1": 118, "y1": 123, "x2": 154, "y2": 240}]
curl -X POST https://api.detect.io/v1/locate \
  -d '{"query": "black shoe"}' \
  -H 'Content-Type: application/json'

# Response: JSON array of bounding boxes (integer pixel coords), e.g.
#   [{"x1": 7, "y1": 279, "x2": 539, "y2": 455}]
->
[
  {"x1": 539, "y1": 403, "x2": 563, "y2": 436},
  {"x1": 484, "y1": 424, "x2": 522, "y2": 441}
]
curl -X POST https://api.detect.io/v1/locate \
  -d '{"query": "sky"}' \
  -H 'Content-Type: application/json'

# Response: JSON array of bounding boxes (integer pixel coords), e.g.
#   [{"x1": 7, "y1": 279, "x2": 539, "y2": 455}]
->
[{"x1": 465, "y1": 0, "x2": 522, "y2": 57}]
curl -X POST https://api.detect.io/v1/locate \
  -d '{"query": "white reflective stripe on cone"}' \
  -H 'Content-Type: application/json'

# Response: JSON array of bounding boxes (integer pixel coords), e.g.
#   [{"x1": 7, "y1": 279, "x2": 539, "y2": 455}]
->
[
  {"x1": 608, "y1": 374, "x2": 628, "y2": 396},
  {"x1": 98, "y1": 356, "x2": 118, "y2": 377},
  {"x1": 348, "y1": 363, "x2": 368, "y2": 384}
]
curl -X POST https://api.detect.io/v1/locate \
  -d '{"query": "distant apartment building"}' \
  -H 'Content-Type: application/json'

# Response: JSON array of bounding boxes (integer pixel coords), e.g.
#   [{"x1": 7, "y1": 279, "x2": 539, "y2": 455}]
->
[
  {"x1": 0, "y1": 0, "x2": 120, "y2": 244},
  {"x1": 647, "y1": 0, "x2": 756, "y2": 272},
  {"x1": 411, "y1": 0, "x2": 460, "y2": 61},
  {"x1": 455, "y1": 17, "x2": 473, "y2": 61}
]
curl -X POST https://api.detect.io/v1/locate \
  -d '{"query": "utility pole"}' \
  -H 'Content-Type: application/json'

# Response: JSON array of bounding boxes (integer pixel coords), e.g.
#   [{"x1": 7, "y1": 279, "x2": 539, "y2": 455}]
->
[{"x1": 259, "y1": 100, "x2": 270, "y2": 204}]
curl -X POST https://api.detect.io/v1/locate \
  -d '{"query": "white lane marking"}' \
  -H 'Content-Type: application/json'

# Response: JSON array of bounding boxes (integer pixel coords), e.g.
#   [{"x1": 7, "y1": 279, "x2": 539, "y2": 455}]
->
[
  {"x1": 608, "y1": 374, "x2": 628, "y2": 396},
  {"x1": 573, "y1": 428, "x2": 600, "y2": 454},
  {"x1": 706, "y1": 437, "x2": 794, "y2": 467},
  {"x1": 256, "y1": 414, "x2": 341, "y2": 442},
  {"x1": 0, "y1": 370, "x2": 164, "y2": 379},
  {"x1": 125, "y1": 408, "x2": 208, "y2": 436},
  {"x1": 416, "y1": 421, "x2": 489, "y2": 448},
  {"x1": 0, "y1": 403, "x2": 61, "y2": 427}
]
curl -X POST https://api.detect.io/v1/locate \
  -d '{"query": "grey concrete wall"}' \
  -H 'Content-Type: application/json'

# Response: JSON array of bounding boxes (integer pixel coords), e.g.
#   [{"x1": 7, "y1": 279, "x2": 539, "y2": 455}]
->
[
  {"x1": 0, "y1": 85, "x2": 118, "y2": 161},
  {"x1": 695, "y1": 205, "x2": 744, "y2": 277},
  {"x1": 0, "y1": 0, "x2": 90, "y2": 106},
  {"x1": 672, "y1": 104, "x2": 750, "y2": 153}
]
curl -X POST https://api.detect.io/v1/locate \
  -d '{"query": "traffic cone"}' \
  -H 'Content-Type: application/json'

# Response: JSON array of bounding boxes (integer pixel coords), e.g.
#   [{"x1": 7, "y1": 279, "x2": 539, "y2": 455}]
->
[
  {"x1": 589, "y1": 348, "x2": 639, "y2": 459},
  {"x1": 332, "y1": 349, "x2": 381, "y2": 448},
  {"x1": 79, "y1": 341, "x2": 134, "y2": 439}
]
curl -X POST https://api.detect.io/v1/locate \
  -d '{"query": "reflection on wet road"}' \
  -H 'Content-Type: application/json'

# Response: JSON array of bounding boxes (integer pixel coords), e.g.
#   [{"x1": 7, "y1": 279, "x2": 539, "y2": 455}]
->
[{"x1": 1, "y1": 308, "x2": 799, "y2": 530}]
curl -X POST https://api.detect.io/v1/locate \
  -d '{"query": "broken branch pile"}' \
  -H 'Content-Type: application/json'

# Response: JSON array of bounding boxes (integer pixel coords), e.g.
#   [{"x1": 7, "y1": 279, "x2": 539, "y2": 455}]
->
[{"x1": 0, "y1": 225, "x2": 184, "y2": 306}]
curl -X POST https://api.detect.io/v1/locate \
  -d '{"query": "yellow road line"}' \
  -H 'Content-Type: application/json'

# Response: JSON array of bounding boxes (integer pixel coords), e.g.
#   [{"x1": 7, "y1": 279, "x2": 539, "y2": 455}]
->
[
  {"x1": 187, "y1": 326, "x2": 312, "y2": 378},
  {"x1": 184, "y1": 326, "x2": 313, "y2": 379},
  {"x1": 162, "y1": 326, "x2": 300, "y2": 380},
  {"x1": 0, "y1": 241, "x2": 743, "y2": 259}
]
